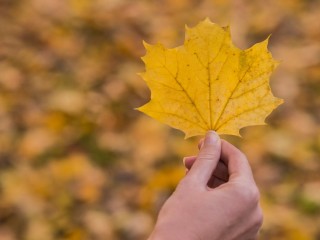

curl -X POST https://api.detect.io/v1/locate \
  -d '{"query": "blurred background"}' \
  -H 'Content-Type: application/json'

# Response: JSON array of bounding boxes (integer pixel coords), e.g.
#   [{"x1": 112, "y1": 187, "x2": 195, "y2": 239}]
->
[{"x1": 0, "y1": 0, "x2": 319, "y2": 239}]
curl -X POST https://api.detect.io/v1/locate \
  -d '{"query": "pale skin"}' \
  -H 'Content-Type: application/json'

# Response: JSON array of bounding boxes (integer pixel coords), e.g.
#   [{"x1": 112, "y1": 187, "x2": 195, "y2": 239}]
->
[{"x1": 148, "y1": 131, "x2": 263, "y2": 240}]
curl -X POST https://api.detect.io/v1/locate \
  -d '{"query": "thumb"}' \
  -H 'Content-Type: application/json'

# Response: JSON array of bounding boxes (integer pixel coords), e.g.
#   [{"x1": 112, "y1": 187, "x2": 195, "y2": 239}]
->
[{"x1": 187, "y1": 131, "x2": 221, "y2": 186}]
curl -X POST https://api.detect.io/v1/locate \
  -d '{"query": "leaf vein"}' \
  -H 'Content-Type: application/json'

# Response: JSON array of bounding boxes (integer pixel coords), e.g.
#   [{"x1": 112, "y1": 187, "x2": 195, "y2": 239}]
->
[
  {"x1": 215, "y1": 103, "x2": 273, "y2": 131},
  {"x1": 213, "y1": 60, "x2": 255, "y2": 130},
  {"x1": 230, "y1": 81, "x2": 267, "y2": 100},
  {"x1": 160, "y1": 62, "x2": 210, "y2": 129},
  {"x1": 146, "y1": 109, "x2": 207, "y2": 130}
]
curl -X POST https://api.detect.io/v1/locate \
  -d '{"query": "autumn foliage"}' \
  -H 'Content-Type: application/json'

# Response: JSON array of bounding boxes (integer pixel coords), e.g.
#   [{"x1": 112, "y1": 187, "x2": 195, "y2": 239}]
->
[{"x1": 0, "y1": 1, "x2": 319, "y2": 240}]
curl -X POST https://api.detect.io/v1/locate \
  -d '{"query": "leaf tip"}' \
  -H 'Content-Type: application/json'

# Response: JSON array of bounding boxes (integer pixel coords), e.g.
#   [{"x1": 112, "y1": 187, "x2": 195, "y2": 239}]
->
[
  {"x1": 142, "y1": 40, "x2": 152, "y2": 49},
  {"x1": 137, "y1": 72, "x2": 144, "y2": 77},
  {"x1": 275, "y1": 59, "x2": 282, "y2": 66},
  {"x1": 266, "y1": 34, "x2": 272, "y2": 41},
  {"x1": 183, "y1": 132, "x2": 197, "y2": 139},
  {"x1": 134, "y1": 105, "x2": 145, "y2": 113},
  {"x1": 203, "y1": 17, "x2": 212, "y2": 23},
  {"x1": 277, "y1": 98, "x2": 285, "y2": 106},
  {"x1": 262, "y1": 35, "x2": 272, "y2": 49}
]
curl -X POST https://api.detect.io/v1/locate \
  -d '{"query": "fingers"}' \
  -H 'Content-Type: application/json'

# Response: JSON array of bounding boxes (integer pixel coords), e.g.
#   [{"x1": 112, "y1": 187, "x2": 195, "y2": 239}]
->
[
  {"x1": 198, "y1": 138, "x2": 204, "y2": 150},
  {"x1": 213, "y1": 161, "x2": 228, "y2": 181},
  {"x1": 207, "y1": 176, "x2": 226, "y2": 188},
  {"x1": 183, "y1": 156, "x2": 197, "y2": 169},
  {"x1": 186, "y1": 131, "x2": 221, "y2": 186},
  {"x1": 220, "y1": 140, "x2": 254, "y2": 183},
  {"x1": 184, "y1": 156, "x2": 228, "y2": 182},
  {"x1": 183, "y1": 137, "x2": 254, "y2": 186}
]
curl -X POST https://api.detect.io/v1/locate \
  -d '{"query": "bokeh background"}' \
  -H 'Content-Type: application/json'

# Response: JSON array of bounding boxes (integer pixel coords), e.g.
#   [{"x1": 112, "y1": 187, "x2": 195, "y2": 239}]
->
[{"x1": 0, "y1": 0, "x2": 319, "y2": 239}]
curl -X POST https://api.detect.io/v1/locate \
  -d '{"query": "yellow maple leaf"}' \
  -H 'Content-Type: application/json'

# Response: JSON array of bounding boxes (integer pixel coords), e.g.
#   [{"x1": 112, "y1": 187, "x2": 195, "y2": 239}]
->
[{"x1": 137, "y1": 19, "x2": 283, "y2": 138}]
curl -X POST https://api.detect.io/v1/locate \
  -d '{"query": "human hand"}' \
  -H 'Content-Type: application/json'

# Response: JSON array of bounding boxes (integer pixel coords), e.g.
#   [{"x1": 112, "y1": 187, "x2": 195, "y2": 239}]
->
[
  {"x1": 148, "y1": 131, "x2": 263, "y2": 240},
  {"x1": 183, "y1": 137, "x2": 229, "y2": 189}
]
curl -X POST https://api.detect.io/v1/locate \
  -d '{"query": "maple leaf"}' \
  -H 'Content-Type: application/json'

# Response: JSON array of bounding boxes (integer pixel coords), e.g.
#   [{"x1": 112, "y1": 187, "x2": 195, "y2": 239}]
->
[{"x1": 137, "y1": 18, "x2": 283, "y2": 138}]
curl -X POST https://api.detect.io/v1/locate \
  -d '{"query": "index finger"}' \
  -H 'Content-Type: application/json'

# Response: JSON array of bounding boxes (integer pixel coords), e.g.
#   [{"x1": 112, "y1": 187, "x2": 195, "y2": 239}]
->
[{"x1": 220, "y1": 140, "x2": 255, "y2": 183}]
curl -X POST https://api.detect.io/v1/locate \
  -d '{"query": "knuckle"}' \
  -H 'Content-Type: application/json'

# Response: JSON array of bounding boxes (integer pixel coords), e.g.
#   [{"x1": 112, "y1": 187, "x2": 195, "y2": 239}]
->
[
  {"x1": 250, "y1": 185, "x2": 261, "y2": 203},
  {"x1": 229, "y1": 145, "x2": 246, "y2": 159},
  {"x1": 236, "y1": 183, "x2": 260, "y2": 204},
  {"x1": 198, "y1": 151, "x2": 219, "y2": 161},
  {"x1": 235, "y1": 148, "x2": 246, "y2": 158},
  {"x1": 254, "y1": 207, "x2": 264, "y2": 228}
]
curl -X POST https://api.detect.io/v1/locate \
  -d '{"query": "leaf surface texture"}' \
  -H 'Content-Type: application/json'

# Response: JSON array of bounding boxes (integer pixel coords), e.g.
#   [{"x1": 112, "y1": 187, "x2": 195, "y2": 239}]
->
[{"x1": 137, "y1": 19, "x2": 283, "y2": 138}]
